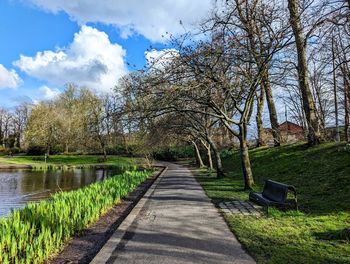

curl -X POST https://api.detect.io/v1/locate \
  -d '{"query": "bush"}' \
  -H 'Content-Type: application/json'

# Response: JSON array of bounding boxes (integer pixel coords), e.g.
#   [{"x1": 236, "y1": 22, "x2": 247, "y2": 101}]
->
[
  {"x1": 62, "y1": 151, "x2": 85, "y2": 155},
  {"x1": 220, "y1": 148, "x2": 235, "y2": 159},
  {"x1": 26, "y1": 145, "x2": 62, "y2": 156},
  {"x1": 26, "y1": 146, "x2": 46, "y2": 155},
  {"x1": 345, "y1": 144, "x2": 350, "y2": 153},
  {"x1": 0, "y1": 146, "x2": 6, "y2": 154},
  {"x1": 106, "y1": 145, "x2": 137, "y2": 156},
  {"x1": 0, "y1": 169, "x2": 153, "y2": 264},
  {"x1": 153, "y1": 145, "x2": 194, "y2": 161},
  {"x1": 6, "y1": 147, "x2": 22, "y2": 155}
]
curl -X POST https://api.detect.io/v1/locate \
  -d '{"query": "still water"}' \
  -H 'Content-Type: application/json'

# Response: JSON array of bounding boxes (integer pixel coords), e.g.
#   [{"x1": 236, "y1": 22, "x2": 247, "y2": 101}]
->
[{"x1": 0, "y1": 167, "x2": 124, "y2": 217}]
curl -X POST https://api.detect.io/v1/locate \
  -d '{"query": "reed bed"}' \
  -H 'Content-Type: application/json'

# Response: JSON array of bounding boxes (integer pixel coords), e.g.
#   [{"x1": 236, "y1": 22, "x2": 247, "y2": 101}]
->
[
  {"x1": 0, "y1": 169, "x2": 153, "y2": 263},
  {"x1": 29, "y1": 163, "x2": 138, "y2": 171}
]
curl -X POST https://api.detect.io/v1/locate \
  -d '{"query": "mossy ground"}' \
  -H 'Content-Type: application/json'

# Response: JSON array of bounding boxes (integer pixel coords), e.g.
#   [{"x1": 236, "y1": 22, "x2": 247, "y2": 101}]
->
[{"x1": 195, "y1": 142, "x2": 350, "y2": 264}]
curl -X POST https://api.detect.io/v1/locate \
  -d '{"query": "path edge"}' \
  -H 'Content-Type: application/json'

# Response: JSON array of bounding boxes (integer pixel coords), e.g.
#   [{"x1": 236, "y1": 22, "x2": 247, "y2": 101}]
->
[{"x1": 90, "y1": 165, "x2": 168, "y2": 264}]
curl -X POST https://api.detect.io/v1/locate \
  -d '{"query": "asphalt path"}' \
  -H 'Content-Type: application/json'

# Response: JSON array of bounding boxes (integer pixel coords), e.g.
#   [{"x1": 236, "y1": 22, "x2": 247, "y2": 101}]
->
[{"x1": 91, "y1": 162, "x2": 255, "y2": 264}]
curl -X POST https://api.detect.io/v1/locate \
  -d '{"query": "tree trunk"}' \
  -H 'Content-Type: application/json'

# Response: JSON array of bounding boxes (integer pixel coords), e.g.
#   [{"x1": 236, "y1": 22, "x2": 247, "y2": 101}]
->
[
  {"x1": 192, "y1": 140, "x2": 205, "y2": 168},
  {"x1": 287, "y1": 0, "x2": 321, "y2": 146},
  {"x1": 263, "y1": 69, "x2": 281, "y2": 146},
  {"x1": 207, "y1": 137, "x2": 225, "y2": 178},
  {"x1": 256, "y1": 88, "x2": 265, "y2": 147},
  {"x1": 332, "y1": 38, "x2": 340, "y2": 141},
  {"x1": 46, "y1": 145, "x2": 50, "y2": 157},
  {"x1": 102, "y1": 145, "x2": 107, "y2": 161},
  {"x1": 313, "y1": 78, "x2": 326, "y2": 132},
  {"x1": 16, "y1": 132, "x2": 21, "y2": 148},
  {"x1": 200, "y1": 140, "x2": 213, "y2": 171},
  {"x1": 344, "y1": 73, "x2": 350, "y2": 142},
  {"x1": 239, "y1": 124, "x2": 254, "y2": 190},
  {"x1": 207, "y1": 145, "x2": 213, "y2": 171},
  {"x1": 0, "y1": 124, "x2": 3, "y2": 146}
]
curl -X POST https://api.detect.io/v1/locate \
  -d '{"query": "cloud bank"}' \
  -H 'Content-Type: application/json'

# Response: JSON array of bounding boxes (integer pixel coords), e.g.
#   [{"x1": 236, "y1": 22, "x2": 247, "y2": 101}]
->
[
  {"x1": 28, "y1": 0, "x2": 213, "y2": 42},
  {"x1": 0, "y1": 64, "x2": 22, "y2": 89},
  {"x1": 39, "y1": 85, "x2": 61, "y2": 100},
  {"x1": 14, "y1": 25, "x2": 127, "y2": 92}
]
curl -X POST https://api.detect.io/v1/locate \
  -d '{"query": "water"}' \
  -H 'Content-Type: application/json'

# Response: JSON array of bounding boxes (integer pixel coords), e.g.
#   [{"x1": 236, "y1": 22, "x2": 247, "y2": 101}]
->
[{"x1": 0, "y1": 167, "x2": 124, "y2": 217}]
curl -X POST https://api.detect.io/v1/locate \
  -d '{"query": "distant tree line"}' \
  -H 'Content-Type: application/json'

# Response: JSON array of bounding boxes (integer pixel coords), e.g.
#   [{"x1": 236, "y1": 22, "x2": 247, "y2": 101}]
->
[
  {"x1": 0, "y1": 104, "x2": 30, "y2": 152},
  {"x1": 0, "y1": 85, "x2": 135, "y2": 160}
]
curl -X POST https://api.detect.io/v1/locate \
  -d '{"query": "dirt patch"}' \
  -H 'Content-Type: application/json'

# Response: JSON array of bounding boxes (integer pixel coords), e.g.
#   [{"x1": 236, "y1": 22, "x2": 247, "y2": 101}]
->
[{"x1": 48, "y1": 167, "x2": 165, "y2": 264}]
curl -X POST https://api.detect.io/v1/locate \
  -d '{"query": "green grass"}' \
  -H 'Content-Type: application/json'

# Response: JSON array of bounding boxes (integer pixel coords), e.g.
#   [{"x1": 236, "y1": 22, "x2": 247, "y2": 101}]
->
[
  {"x1": 0, "y1": 155, "x2": 137, "y2": 167},
  {"x1": 195, "y1": 142, "x2": 350, "y2": 264},
  {"x1": 0, "y1": 169, "x2": 154, "y2": 264}
]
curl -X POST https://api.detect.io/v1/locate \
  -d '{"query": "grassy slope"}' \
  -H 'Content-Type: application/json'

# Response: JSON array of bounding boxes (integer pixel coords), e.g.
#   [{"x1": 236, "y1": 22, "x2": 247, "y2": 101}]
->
[
  {"x1": 0, "y1": 155, "x2": 136, "y2": 166},
  {"x1": 195, "y1": 142, "x2": 350, "y2": 264}
]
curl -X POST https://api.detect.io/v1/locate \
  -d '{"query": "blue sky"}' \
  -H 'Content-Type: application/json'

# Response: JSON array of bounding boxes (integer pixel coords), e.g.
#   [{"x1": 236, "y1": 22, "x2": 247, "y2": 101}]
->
[{"x1": 0, "y1": 0, "x2": 212, "y2": 108}]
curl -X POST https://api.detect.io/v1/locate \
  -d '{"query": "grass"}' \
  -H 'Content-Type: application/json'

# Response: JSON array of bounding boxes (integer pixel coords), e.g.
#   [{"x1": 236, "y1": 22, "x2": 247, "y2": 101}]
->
[
  {"x1": 0, "y1": 169, "x2": 154, "y2": 264},
  {"x1": 0, "y1": 155, "x2": 138, "y2": 169},
  {"x1": 195, "y1": 142, "x2": 350, "y2": 264}
]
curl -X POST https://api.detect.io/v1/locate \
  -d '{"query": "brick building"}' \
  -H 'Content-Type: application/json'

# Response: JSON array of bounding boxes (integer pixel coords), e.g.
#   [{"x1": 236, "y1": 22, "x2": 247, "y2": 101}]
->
[{"x1": 263, "y1": 121, "x2": 305, "y2": 145}]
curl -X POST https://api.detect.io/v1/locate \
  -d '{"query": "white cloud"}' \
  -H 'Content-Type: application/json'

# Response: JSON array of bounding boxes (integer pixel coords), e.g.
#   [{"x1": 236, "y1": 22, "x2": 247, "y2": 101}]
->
[
  {"x1": 0, "y1": 64, "x2": 22, "y2": 89},
  {"x1": 145, "y1": 49, "x2": 179, "y2": 69},
  {"x1": 28, "y1": 0, "x2": 213, "y2": 42},
  {"x1": 39, "y1": 85, "x2": 61, "y2": 100},
  {"x1": 14, "y1": 25, "x2": 127, "y2": 92}
]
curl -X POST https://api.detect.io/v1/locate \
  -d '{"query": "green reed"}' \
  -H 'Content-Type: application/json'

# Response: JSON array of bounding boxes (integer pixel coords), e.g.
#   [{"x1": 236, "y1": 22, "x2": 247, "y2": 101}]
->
[
  {"x1": 30, "y1": 163, "x2": 138, "y2": 171},
  {"x1": 0, "y1": 169, "x2": 153, "y2": 264}
]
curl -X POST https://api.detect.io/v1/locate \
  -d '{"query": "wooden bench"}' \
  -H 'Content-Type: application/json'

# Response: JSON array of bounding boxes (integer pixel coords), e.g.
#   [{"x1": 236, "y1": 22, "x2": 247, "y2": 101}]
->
[{"x1": 249, "y1": 180, "x2": 298, "y2": 214}]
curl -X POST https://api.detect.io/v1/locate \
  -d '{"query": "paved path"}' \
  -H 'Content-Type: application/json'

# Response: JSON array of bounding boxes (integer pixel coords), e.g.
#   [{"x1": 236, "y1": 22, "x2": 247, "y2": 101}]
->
[{"x1": 91, "y1": 162, "x2": 255, "y2": 264}]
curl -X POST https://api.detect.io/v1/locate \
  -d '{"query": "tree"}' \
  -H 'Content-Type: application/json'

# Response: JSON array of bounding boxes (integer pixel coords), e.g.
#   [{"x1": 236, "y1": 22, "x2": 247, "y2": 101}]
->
[
  {"x1": 12, "y1": 103, "x2": 31, "y2": 149},
  {"x1": 25, "y1": 102, "x2": 63, "y2": 155},
  {"x1": 132, "y1": 32, "x2": 258, "y2": 187},
  {"x1": 225, "y1": 0, "x2": 290, "y2": 147},
  {"x1": 287, "y1": 0, "x2": 325, "y2": 145}
]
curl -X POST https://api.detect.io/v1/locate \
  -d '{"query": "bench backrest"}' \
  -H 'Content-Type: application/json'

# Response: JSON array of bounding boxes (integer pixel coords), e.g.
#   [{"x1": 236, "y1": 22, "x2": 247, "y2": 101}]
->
[{"x1": 262, "y1": 180, "x2": 289, "y2": 203}]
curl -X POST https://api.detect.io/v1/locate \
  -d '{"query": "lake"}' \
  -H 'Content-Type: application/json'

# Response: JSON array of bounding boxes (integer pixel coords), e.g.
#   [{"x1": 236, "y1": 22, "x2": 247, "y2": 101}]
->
[{"x1": 0, "y1": 167, "x2": 124, "y2": 217}]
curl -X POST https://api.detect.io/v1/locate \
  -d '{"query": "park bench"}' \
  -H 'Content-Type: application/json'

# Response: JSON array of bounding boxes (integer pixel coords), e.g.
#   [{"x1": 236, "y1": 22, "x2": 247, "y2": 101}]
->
[{"x1": 249, "y1": 180, "x2": 298, "y2": 214}]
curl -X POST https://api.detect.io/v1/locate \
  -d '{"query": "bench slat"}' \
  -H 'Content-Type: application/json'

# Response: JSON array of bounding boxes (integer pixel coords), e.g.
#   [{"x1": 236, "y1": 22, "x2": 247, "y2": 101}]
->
[
  {"x1": 262, "y1": 180, "x2": 289, "y2": 203},
  {"x1": 249, "y1": 179, "x2": 298, "y2": 211}
]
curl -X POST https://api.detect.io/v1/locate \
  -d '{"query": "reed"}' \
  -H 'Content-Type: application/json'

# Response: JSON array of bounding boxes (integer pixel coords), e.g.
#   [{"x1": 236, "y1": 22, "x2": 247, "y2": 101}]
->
[
  {"x1": 0, "y1": 169, "x2": 153, "y2": 263},
  {"x1": 29, "y1": 163, "x2": 138, "y2": 171}
]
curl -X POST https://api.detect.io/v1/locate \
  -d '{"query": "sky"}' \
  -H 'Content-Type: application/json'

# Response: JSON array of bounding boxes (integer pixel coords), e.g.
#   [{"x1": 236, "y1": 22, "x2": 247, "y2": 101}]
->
[{"x1": 0, "y1": 0, "x2": 213, "y2": 108}]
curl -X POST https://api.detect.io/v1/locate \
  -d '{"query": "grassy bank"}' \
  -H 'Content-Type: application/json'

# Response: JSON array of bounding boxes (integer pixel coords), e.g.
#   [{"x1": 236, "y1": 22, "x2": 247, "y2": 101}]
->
[
  {"x1": 195, "y1": 142, "x2": 350, "y2": 263},
  {"x1": 0, "y1": 169, "x2": 154, "y2": 264},
  {"x1": 0, "y1": 155, "x2": 137, "y2": 169}
]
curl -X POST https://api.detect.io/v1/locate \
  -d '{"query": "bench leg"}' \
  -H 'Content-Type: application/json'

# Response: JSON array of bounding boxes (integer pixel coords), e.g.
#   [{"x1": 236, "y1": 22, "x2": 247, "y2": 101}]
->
[{"x1": 265, "y1": 206, "x2": 269, "y2": 217}]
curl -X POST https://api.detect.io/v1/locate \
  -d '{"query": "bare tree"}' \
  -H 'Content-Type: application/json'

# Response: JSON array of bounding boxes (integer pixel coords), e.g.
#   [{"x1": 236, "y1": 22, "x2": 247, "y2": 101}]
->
[{"x1": 286, "y1": 0, "x2": 331, "y2": 145}]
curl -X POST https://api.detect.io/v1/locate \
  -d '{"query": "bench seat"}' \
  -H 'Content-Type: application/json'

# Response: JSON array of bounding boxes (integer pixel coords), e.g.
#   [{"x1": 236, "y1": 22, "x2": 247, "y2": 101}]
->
[
  {"x1": 249, "y1": 192, "x2": 282, "y2": 206},
  {"x1": 249, "y1": 180, "x2": 298, "y2": 213}
]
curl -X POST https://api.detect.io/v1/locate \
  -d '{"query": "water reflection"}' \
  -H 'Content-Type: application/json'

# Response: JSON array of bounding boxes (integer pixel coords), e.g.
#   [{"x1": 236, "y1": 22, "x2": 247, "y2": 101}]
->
[{"x1": 0, "y1": 167, "x2": 123, "y2": 217}]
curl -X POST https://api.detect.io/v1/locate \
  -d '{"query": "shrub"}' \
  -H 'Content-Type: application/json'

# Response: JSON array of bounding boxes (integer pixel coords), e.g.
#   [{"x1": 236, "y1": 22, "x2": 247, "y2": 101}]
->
[
  {"x1": 220, "y1": 148, "x2": 235, "y2": 159},
  {"x1": 345, "y1": 144, "x2": 350, "y2": 153},
  {"x1": 153, "y1": 145, "x2": 194, "y2": 161},
  {"x1": 26, "y1": 145, "x2": 46, "y2": 155},
  {"x1": 106, "y1": 145, "x2": 137, "y2": 156},
  {"x1": 6, "y1": 147, "x2": 22, "y2": 155},
  {"x1": 62, "y1": 151, "x2": 84, "y2": 155},
  {"x1": 0, "y1": 169, "x2": 153, "y2": 264},
  {"x1": 26, "y1": 145, "x2": 62, "y2": 156},
  {"x1": 0, "y1": 146, "x2": 6, "y2": 154}
]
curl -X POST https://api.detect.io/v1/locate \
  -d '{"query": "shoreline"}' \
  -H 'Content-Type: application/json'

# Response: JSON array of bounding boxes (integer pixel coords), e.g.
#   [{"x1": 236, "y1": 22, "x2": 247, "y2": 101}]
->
[
  {"x1": 48, "y1": 166, "x2": 166, "y2": 264},
  {"x1": 0, "y1": 163, "x2": 132, "y2": 170}
]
